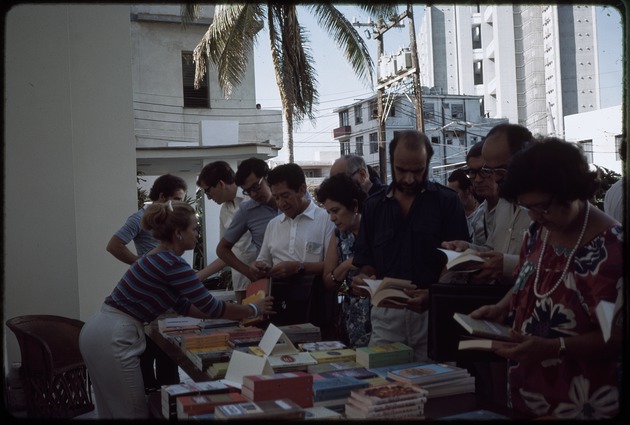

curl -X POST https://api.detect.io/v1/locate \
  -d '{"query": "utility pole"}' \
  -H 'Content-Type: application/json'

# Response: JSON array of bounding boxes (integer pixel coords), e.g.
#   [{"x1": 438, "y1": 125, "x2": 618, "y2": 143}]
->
[
  {"x1": 407, "y1": 4, "x2": 424, "y2": 132},
  {"x1": 375, "y1": 18, "x2": 387, "y2": 183}
]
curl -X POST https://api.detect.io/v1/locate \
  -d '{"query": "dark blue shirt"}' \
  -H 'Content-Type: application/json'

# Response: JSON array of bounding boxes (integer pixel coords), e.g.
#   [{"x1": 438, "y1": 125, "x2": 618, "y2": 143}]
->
[{"x1": 353, "y1": 180, "x2": 470, "y2": 288}]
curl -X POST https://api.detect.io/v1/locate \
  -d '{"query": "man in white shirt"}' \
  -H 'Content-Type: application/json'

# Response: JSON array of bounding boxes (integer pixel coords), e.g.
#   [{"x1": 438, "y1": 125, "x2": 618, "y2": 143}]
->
[
  {"x1": 197, "y1": 161, "x2": 255, "y2": 290},
  {"x1": 254, "y1": 163, "x2": 335, "y2": 278}
]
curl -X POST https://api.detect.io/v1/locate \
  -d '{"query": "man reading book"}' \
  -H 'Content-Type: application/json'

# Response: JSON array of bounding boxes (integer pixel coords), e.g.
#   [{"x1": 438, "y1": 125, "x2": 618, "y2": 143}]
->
[{"x1": 351, "y1": 130, "x2": 470, "y2": 361}]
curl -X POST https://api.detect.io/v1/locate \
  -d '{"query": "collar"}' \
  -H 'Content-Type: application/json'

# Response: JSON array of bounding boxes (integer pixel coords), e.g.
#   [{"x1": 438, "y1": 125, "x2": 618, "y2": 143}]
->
[
  {"x1": 384, "y1": 180, "x2": 435, "y2": 199},
  {"x1": 280, "y1": 199, "x2": 315, "y2": 222}
]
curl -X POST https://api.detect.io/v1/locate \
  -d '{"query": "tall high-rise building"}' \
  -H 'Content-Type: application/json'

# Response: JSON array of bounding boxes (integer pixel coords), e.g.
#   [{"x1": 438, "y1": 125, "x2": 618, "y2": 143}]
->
[{"x1": 418, "y1": 4, "x2": 599, "y2": 137}]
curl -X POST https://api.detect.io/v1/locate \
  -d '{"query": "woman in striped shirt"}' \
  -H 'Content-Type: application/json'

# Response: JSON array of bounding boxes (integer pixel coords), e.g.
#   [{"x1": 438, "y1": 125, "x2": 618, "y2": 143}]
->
[{"x1": 79, "y1": 201, "x2": 274, "y2": 418}]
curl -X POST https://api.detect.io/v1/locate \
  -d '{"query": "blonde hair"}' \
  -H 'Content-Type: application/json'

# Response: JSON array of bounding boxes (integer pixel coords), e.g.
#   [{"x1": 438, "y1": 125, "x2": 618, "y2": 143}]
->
[{"x1": 142, "y1": 201, "x2": 195, "y2": 242}]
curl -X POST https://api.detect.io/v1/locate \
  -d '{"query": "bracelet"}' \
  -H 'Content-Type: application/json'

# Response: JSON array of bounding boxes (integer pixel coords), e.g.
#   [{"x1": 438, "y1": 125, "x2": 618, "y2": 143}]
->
[
  {"x1": 247, "y1": 303, "x2": 259, "y2": 318},
  {"x1": 330, "y1": 271, "x2": 342, "y2": 284}
]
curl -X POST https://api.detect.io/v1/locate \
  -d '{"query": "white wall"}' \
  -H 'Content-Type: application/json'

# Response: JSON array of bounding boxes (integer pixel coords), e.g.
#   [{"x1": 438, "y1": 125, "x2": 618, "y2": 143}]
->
[{"x1": 4, "y1": 5, "x2": 137, "y2": 366}]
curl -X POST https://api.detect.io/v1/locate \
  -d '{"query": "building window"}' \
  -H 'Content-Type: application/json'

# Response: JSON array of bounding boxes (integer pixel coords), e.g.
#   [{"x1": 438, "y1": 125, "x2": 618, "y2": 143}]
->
[
  {"x1": 431, "y1": 136, "x2": 439, "y2": 144},
  {"x1": 341, "y1": 140, "x2": 351, "y2": 156},
  {"x1": 339, "y1": 110, "x2": 350, "y2": 127},
  {"x1": 473, "y1": 60, "x2": 483, "y2": 85},
  {"x1": 451, "y1": 103, "x2": 464, "y2": 119},
  {"x1": 578, "y1": 139, "x2": 593, "y2": 163},
  {"x1": 355, "y1": 136, "x2": 364, "y2": 156},
  {"x1": 354, "y1": 104, "x2": 363, "y2": 125},
  {"x1": 369, "y1": 132, "x2": 379, "y2": 153},
  {"x1": 472, "y1": 25, "x2": 482, "y2": 49},
  {"x1": 370, "y1": 102, "x2": 378, "y2": 120},
  {"x1": 182, "y1": 52, "x2": 209, "y2": 108},
  {"x1": 389, "y1": 105, "x2": 396, "y2": 117},
  {"x1": 423, "y1": 103, "x2": 435, "y2": 119}
]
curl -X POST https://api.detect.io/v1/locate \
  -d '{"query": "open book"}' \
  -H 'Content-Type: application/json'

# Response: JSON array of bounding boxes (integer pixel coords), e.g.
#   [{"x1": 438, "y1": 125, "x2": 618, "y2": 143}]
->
[
  {"x1": 453, "y1": 312, "x2": 515, "y2": 342},
  {"x1": 438, "y1": 248, "x2": 485, "y2": 272},
  {"x1": 360, "y1": 278, "x2": 415, "y2": 307}
]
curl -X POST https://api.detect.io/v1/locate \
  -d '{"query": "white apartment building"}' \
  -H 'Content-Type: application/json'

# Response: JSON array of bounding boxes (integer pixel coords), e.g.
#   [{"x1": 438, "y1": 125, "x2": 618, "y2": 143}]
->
[
  {"x1": 332, "y1": 93, "x2": 506, "y2": 184},
  {"x1": 418, "y1": 4, "x2": 599, "y2": 138}
]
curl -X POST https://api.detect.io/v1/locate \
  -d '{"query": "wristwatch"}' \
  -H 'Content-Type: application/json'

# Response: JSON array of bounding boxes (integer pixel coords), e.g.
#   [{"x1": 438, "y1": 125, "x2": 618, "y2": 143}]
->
[
  {"x1": 298, "y1": 261, "x2": 305, "y2": 274},
  {"x1": 558, "y1": 336, "x2": 567, "y2": 358}
]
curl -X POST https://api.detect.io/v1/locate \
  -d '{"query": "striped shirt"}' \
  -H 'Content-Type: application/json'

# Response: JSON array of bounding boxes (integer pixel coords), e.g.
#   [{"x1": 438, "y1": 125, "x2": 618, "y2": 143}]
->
[{"x1": 105, "y1": 251, "x2": 225, "y2": 323}]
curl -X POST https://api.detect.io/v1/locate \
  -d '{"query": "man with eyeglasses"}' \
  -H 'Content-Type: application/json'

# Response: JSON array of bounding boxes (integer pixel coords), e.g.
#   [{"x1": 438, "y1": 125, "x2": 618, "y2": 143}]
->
[
  {"x1": 442, "y1": 123, "x2": 535, "y2": 284},
  {"x1": 215, "y1": 158, "x2": 281, "y2": 284},
  {"x1": 196, "y1": 161, "x2": 255, "y2": 290},
  {"x1": 330, "y1": 154, "x2": 386, "y2": 196}
]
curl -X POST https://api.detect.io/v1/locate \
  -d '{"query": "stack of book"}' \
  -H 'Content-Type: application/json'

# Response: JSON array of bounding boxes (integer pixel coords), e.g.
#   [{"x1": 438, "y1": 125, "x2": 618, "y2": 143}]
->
[
  {"x1": 386, "y1": 362, "x2": 475, "y2": 399},
  {"x1": 309, "y1": 348, "x2": 356, "y2": 364},
  {"x1": 179, "y1": 330, "x2": 231, "y2": 350},
  {"x1": 176, "y1": 392, "x2": 248, "y2": 419},
  {"x1": 224, "y1": 326, "x2": 264, "y2": 340},
  {"x1": 197, "y1": 318, "x2": 241, "y2": 330},
  {"x1": 355, "y1": 342, "x2": 414, "y2": 368},
  {"x1": 317, "y1": 367, "x2": 377, "y2": 380},
  {"x1": 207, "y1": 362, "x2": 229, "y2": 380},
  {"x1": 185, "y1": 346, "x2": 234, "y2": 371},
  {"x1": 241, "y1": 372, "x2": 313, "y2": 407},
  {"x1": 161, "y1": 381, "x2": 232, "y2": 419},
  {"x1": 277, "y1": 323, "x2": 321, "y2": 344},
  {"x1": 368, "y1": 361, "x2": 429, "y2": 378},
  {"x1": 312, "y1": 376, "x2": 368, "y2": 411},
  {"x1": 345, "y1": 382, "x2": 428, "y2": 419},
  {"x1": 214, "y1": 399, "x2": 305, "y2": 420},
  {"x1": 303, "y1": 406, "x2": 343, "y2": 420},
  {"x1": 158, "y1": 316, "x2": 202, "y2": 336}
]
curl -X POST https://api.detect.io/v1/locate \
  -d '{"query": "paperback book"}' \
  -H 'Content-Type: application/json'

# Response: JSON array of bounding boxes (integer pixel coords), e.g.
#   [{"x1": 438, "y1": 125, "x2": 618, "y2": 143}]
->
[
  {"x1": 348, "y1": 382, "x2": 428, "y2": 406},
  {"x1": 312, "y1": 376, "x2": 369, "y2": 402},
  {"x1": 437, "y1": 248, "x2": 485, "y2": 272},
  {"x1": 298, "y1": 340, "x2": 347, "y2": 352},
  {"x1": 214, "y1": 399, "x2": 305, "y2": 420},
  {"x1": 308, "y1": 348, "x2": 356, "y2": 364},
  {"x1": 161, "y1": 380, "x2": 232, "y2": 419},
  {"x1": 453, "y1": 312, "x2": 515, "y2": 341},
  {"x1": 266, "y1": 352, "x2": 317, "y2": 372},
  {"x1": 458, "y1": 338, "x2": 518, "y2": 352},
  {"x1": 241, "y1": 278, "x2": 270, "y2": 326},
  {"x1": 242, "y1": 371, "x2": 313, "y2": 392},
  {"x1": 355, "y1": 342, "x2": 414, "y2": 368},
  {"x1": 386, "y1": 362, "x2": 470, "y2": 385},
  {"x1": 176, "y1": 392, "x2": 247, "y2": 418},
  {"x1": 318, "y1": 367, "x2": 377, "y2": 380},
  {"x1": 307, "y1": 360, "x2": 361, "y2": 374},
  {"x1": 345, "y1": 401, "x2": 424, "y2": 419},
  {"x1": 359, "y1": 277, "x2": 415, "y2": 307}
]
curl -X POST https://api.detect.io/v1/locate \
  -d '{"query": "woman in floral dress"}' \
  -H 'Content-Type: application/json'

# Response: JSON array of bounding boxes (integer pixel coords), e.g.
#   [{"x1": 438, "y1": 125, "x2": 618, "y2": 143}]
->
[
  {"x1": 469, "y1": 138, "x2": 622, "y2": 419},
  {"x1": 317, "y1": 173, "x2": 370, "y2": 347}
]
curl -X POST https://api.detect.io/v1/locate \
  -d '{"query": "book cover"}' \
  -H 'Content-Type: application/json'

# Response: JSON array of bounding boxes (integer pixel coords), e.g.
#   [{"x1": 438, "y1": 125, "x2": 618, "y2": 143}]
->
[
  {"x1": 197, "y1": 318, "x2": 240, "y2": 329},
  {"x1": 346, "y1": 394, "x2": 426, "y2": 413},
  {"x1": 307, "y1": 360, "x2": 360, "y2": 374},
  {"x1": 345, "y1": 401, "x2": 424, "y2": 419},
  {"x1": 453, "y1": 312, "x2": 515, "y2": 341},
  {"x1": 312, "y1": 376, "x2": 368, "y2": 402},
  {"x1": 242, "y1": 372, "x2": 313, "y2": 392},
  {"x1": 161, "y1": 381, "x2": 231, "y2": 419},
  {"x1": 176, "y1": 392, "x2": 247, "y2": 418},
  {"x1": 299, "y1": 340, "x2": 347, "y2": 352},
  {"x1": 458, "y1": 338, "x2": 518, "y2": 352},
  {"x1": 349, "y1": 382, "x2": 428, "y2": 406},
  {"x1": 421, "y1": 376, "x2": 476, "y2": 399},
  {"x1": 437, "y1": 248, "x2": 485, "y2": 272},
  {"x1": 267, "y1": 352, "x2": 317, "y2": 371},
  {"x1": 308, "y1": 349, "x2": 356, "y2": 364},
  {"x1": 369, "y1": 361, "x2": 430, "y2": 378},
  {"x1": 207, "y1": 362, "x2": 229, "y2": 380},
  {"x1": 303, "y1": 405, "x2": 343, "y2": 419},
  {"x1": 318, "y1": 367, "x2": 377, "y2": 380},
  {"x1": 386, "y1": 362, "x2": 469, "y2": 385},
  {"x1": 240, "y1": 386, "x2": 313, "y2": 408},
  {"x1": 355, "y1": 342, "x2": 413, "y2": 368},
  {"x1": 360, "y1": 277, "x2": 415, "y2": 307},
  {"x1": 214, "y1": 399, "x2": 305, "y2": 420}
]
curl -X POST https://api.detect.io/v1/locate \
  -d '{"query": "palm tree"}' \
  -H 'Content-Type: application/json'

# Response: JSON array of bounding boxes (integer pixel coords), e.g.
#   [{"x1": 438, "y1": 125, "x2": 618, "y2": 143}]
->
[{"x1": 188, "y1": 3, "x2": 398, "y2": 163}]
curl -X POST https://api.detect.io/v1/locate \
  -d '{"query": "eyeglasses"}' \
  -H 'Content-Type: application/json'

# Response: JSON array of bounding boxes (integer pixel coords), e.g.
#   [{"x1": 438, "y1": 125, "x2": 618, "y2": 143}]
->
[
  {"x1": 242, "y1": 176, "x2": 264, "y2": 196},
  {"x1": 518, "y1": 196, "x2": 555, "y2": 215},
  {"x1": 480, "y1": 166, "x2": 508, "y2": 179},
  {"x1": 464, "y1": 167, "x2": 485, "y2": 179},
  {"x1": 203, "y1": 186, "x2": 213, "y2": 196}
]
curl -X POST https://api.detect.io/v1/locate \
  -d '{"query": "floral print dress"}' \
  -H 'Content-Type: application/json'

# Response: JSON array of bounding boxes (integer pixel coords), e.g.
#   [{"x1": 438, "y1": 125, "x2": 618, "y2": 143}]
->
[
  {"x1": 336, "y1": 229, "x2": 372, "y2": 348},
  {"x1": 507, "y1": 222, "x2": 622, "y2": 419}
]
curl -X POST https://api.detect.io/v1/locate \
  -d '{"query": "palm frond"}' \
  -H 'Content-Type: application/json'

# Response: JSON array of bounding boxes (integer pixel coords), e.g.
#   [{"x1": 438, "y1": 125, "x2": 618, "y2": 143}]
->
[
  {"x1": 180, "y1": 4, "x2": 200, "y2": 28},
  {"x1": 193, "y1": 4, "x2": 265, "y2": 97},
  {"x1": 307, "y1": 3, "x2": 374, "y2": 87},
  {"x1": 357, "y1": 4, "x2": 400, "y2": 20}
]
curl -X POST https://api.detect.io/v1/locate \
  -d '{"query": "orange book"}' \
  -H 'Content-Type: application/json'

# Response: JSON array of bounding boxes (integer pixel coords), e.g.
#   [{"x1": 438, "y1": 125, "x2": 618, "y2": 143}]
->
[{"x1": 241, "y1": 278, "x2": 271, "y2": 326}]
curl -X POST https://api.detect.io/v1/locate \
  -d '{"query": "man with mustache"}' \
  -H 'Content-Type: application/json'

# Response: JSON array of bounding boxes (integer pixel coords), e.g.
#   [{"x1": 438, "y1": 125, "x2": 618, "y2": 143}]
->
[{"x1": 351, "y1": 130, "x2": 469, "y2": 361}]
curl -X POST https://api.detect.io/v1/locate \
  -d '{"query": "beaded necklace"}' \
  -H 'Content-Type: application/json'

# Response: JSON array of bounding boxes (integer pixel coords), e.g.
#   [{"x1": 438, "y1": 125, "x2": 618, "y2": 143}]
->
[{"x1": 533, "y1": 203, "x2": 590, "y2": 299}]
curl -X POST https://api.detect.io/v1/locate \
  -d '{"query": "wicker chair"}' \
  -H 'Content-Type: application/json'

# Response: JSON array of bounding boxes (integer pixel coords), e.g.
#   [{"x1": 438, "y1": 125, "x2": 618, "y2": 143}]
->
[{"x1": 6, "y1": 315, "x2": 94, "y2": 418}]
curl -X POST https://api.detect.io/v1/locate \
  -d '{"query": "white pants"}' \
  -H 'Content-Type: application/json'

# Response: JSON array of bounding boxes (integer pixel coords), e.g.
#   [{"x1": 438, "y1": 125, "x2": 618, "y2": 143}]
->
[
  {"x1": 79, "y1": 304, "x2": 148, "y2": 418},
  {"x1": 369, "y1": 306, "x2": 429, "y2": 362}
]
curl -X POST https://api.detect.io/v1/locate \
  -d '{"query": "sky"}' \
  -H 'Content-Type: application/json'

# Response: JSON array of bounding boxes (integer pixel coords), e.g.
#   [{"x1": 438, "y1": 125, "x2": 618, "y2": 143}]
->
[{"x1": 253, "y1": 4, "x2": 624, "y2": 163}]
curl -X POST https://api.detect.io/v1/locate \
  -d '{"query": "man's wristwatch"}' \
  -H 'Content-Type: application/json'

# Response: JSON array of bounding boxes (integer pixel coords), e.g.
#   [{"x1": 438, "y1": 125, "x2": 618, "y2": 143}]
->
[{"x1": 298, "y1": 261, "x2": 305, "y2": 274}]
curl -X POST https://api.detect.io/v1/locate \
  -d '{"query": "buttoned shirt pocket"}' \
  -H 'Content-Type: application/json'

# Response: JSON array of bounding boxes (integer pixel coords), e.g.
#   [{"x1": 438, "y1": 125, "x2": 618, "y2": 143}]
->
[{"x1": 304, "y1": 240, "x2": 324, "y2": 262}]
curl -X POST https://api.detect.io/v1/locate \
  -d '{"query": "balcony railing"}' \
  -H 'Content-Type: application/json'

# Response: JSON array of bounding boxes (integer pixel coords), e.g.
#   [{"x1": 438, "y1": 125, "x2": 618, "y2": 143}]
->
[{"x1": 333, "y1": 125, "x2": 352, "y2": 139}]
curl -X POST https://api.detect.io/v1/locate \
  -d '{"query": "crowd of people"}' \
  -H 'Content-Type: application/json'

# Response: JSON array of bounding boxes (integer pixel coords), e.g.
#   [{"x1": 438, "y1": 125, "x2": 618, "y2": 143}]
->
[{"x1": 80, "y1": 123, "x2": 624, "y2": 419}]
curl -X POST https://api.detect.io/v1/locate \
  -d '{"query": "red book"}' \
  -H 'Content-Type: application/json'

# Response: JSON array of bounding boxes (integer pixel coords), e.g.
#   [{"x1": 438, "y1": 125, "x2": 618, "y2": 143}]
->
[
  {"x1": 242, "y1": 372, "x2": 313, "y2": 392},
  {"x1": 176, "y1": 392, "x2": 247, "y2": 418},
  {"x1": 241, "y1": 386, "x2": 314, "y2": 408}
]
